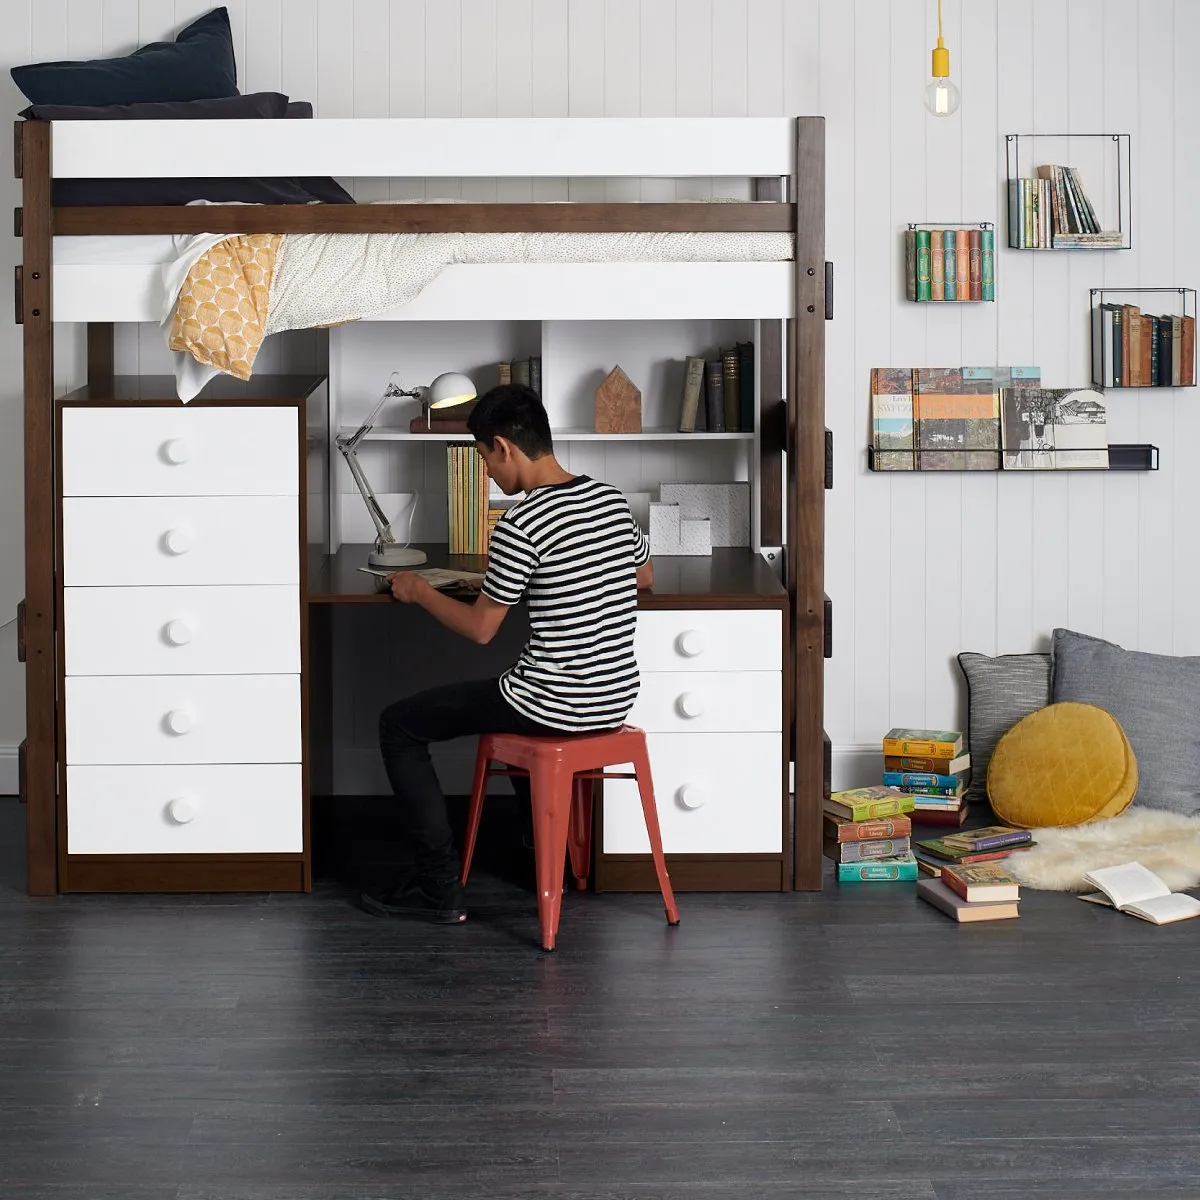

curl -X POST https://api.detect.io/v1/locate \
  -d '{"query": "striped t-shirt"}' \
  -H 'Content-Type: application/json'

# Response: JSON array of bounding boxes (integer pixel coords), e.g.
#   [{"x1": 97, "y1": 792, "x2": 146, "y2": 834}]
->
[{"x1": 482, "y1": 475, "x2": 651, "y2": 731}]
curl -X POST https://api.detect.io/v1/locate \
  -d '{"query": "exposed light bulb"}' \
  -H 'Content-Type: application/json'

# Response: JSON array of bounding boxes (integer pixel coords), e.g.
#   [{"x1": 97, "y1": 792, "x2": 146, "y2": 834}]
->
[
  {"x1": 924, "y1": 0, "x2": 960, "y2": 117},
  {"x1": 924, "y1": 76, "x2": 961, "y2": 117}
]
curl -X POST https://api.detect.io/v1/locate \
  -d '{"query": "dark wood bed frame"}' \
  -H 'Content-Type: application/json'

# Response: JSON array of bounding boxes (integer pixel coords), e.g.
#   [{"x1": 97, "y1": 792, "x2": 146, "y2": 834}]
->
[{"x1": 14, "y1": 116, "x2": 829, "y2": 896}]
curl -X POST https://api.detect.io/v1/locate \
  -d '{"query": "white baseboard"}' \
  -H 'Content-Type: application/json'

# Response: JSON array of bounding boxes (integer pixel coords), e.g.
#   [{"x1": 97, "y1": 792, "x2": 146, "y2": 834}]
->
[
  {"x1": 830, "y1": 743, "x2": 886, "y2": 792},
  {"x1": 0, "y1": 745, "x2": 17, "y2": 796}
]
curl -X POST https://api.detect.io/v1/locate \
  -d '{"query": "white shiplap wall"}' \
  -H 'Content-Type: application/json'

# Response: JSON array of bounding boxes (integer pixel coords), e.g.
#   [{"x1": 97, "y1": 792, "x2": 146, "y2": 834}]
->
[{"x1": 1, "y1": 0, "x2": 1198, "y2": 794}]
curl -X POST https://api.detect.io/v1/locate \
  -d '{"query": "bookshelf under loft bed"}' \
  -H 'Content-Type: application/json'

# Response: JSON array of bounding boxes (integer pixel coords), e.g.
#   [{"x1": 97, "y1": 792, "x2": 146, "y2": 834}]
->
[{"x1": 16, "y1": 116, "x2": 829, "y2": 898}]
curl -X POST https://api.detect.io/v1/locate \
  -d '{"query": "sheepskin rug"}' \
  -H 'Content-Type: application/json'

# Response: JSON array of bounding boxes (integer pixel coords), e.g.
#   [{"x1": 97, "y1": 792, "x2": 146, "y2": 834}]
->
[{"x1": 1006, "y1": 808, "x2": 1200, "y2": 892}]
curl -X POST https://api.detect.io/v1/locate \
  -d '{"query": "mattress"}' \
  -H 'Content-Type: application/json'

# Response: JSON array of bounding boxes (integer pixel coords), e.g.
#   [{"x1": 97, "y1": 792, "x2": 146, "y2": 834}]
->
[{"x1": 54, "y1": 235, "x2": 180, "y2": 264}]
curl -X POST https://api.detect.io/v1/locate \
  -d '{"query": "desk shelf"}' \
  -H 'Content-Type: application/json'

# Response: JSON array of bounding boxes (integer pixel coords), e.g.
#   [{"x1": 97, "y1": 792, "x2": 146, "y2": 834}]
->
[{"x1": 342, "y1": 427, "x2": 755, "y2": 443}]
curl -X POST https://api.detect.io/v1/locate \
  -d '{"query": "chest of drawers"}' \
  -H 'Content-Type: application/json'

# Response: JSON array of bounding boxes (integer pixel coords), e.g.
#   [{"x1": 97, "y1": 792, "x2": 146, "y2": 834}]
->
[
  {"x1": 53, "y1": 378, "x2": 327, "y2": 894},
  {"x1": 595, "y1": 573, "x2": 790, "y2": 892}
]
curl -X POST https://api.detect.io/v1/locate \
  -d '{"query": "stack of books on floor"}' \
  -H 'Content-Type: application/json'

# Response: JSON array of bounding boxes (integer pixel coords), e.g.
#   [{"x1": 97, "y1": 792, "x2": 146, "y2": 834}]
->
[
  {"x1": 882, "y1": 727, "x2": 970, "y2": 827},
  {"x1": 1008, "y1": 164, "x2": 1123, "y2": 249},
  {"x1": 917, "y1": 858, "x2": 1021, "y2": 923},
  {"x1": 915, "y1": 824, "x2": 1035, "y2": 874},
  {"x1": 823, "y1": 786, "x2": 917, "y2": 881}
]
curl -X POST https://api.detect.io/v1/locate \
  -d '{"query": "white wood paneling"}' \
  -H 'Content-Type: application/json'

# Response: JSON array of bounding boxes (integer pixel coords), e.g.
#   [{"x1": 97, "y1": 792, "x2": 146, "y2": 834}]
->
[{"x1": 3, "y1": 0, "x2": 1199, "y2": 793}]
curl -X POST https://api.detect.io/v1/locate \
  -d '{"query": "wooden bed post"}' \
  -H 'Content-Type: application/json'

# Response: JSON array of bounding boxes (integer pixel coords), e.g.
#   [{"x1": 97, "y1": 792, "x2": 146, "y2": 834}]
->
[
  {"x1": 790, "y1": 116, "x2": 827, "y2": 891},
  {"x1": 17, "y1": 119, "x2": 58, "y2": 895}
]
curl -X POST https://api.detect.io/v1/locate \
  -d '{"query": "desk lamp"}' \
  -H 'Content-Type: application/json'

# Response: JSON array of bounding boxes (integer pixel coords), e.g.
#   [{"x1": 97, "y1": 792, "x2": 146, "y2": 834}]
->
[{"x1": 336, "y1": 371, "x2": 477, "y2": 568}]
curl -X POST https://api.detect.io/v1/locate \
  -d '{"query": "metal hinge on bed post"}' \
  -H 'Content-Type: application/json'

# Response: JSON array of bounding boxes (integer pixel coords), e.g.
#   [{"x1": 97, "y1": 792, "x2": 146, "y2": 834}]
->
[
  {"x1": 13, "y1": 265, "x2": 22, "y2": 325},
  {"x1": 13, "y1": 119, "x2": 23, "y2": 179}
]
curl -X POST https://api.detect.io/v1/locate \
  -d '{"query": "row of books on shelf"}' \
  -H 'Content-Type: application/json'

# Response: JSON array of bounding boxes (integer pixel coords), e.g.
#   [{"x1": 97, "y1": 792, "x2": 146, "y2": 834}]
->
[
  {"x1": 497, "y1": 358, "x2": 542, "y2": 394},
  {"x1": 1008, "y1": 165, "x2": 1123, "y2": 249},
  {"x1": 677, "y1": 343, "x2": 755, "y2": 434},
  {"x1": 871, "y1": 366, "x2": 1109, "y2": 471},
  {"x1": 1091, "y1": 305, "x2": 1195, "y2": 389},
  {"x1": 445, "y1": 446, "x2": 515, "y2": 555},
  {"x1": 904, "y1": 228, "x2": 995, "y2": 302}
]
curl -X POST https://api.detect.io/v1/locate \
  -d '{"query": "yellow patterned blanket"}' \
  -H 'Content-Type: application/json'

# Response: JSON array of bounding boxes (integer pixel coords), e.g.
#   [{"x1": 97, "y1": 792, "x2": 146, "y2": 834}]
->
[{"x1": 167, "y1": 234, "x2": 281, "y2": 381}]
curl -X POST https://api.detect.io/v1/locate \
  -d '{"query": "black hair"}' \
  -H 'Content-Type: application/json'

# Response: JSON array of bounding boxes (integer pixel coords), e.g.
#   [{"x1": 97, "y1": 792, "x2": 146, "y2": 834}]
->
[{"x1": 467, "y1": 383, "x2": 554, "y2": 458}]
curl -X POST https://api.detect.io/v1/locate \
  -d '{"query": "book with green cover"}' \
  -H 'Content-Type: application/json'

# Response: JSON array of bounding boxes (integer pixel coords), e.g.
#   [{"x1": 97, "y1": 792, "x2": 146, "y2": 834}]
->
[
  {"x1": 838, "y1": 854, "x2": 918, "y2": 882},
  {"x1": 824, "y1": 786, "x2": 914, "y2": 823},
  {"x1": 870, "y1": 367, "x2": 915, "y2": 470}
]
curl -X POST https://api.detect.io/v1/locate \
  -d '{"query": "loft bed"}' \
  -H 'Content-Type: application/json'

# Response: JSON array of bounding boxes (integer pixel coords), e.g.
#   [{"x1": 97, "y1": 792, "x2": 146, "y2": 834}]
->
[{"x1": 16, "y1": 115, "x2": 828, "y2": 898}]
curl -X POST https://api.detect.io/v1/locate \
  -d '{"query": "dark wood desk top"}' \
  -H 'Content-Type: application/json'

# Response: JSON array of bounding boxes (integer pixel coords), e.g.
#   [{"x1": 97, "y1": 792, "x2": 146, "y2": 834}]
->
[
  {"x1": 59, "y1": 375, "x2": 327, "y2": 404},
  {"x1": 307, "y1": 545, "x2": 787, "y2": 607}
]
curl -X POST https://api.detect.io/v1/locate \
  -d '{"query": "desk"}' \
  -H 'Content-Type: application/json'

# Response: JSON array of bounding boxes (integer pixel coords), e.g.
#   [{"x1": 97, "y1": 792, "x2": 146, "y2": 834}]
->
[{"x1": 309, "y1": 544, "x2": 791, "y2": 893}]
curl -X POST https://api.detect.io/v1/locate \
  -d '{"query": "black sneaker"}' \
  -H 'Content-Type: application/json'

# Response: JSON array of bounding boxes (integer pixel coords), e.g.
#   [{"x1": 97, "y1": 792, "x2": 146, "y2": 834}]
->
[{"x1": 359, "y1": 876, "x2": 467, "y2": 924}]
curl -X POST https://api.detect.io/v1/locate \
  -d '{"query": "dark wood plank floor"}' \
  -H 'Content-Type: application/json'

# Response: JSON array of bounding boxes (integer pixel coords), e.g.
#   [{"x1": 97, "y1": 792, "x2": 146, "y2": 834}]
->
[{"x1": 2, "y1": 795, "x2": 1199, "y2": 1199}]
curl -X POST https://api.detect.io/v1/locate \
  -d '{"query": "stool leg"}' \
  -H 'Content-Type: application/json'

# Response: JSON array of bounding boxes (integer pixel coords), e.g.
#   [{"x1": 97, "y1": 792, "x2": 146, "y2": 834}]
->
[
  {"x1": 567, "y1": 777, "x2": 594, "y2": 891},
  {"x1": 632, "y1": 744, "x2": 680, "y2": 926},
  {"x1": 460, "y1": 739, "x2": 493, "y2": 886},
  {"x1": 529, "y1": 761, "x2": 572, "y2": 951}
]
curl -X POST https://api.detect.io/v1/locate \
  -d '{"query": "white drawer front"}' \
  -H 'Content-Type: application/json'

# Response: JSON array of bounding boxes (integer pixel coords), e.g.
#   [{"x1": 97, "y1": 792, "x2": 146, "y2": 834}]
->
[
  {"x1": 66, "y1": 675, "x2": 302, "y2": 765},
  {"x1": 64, "y1": 585, "x2": 300, "y2": 677},
  {"x1": 603, "y1": 732, "x2": 782, "y2": 854},
  {"x1": 635, "y1": 608, "x2": 782, "y2": 674},
  {"x1": 627, "y1": 671, "x2": 781, "y2": 734},
  {"x1": 67, "y1": 764, "x2": 303, "y2": 854},
  {"x1": 62, "y1": 496, "x2": 299, "y2": 587},
  {"x1": 62, "y1": 406, "x2": 298, "y2": 497}
]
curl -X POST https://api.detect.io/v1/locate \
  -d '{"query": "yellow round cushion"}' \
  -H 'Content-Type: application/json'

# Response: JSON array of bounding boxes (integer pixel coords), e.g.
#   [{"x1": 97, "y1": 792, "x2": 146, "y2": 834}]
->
[{"x1": 986, "y1": 701, "x2": 1138, "y2": 828}]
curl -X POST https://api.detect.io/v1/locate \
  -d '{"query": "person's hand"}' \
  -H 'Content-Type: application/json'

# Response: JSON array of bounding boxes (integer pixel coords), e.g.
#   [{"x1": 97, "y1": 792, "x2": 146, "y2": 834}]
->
[{"x1": 386, "y1": 571, "x2": 428, "y2": 604}]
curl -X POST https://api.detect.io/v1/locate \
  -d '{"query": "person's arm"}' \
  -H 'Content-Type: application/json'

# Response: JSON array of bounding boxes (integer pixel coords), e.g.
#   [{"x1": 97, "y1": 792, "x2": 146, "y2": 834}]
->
[
  {"x1": 388, "y1": 574, "x2": 510, "y2": 645},
  {"x1": 630, "y1": 511, "x2": 653, "y2": 591},
  {"x1": 636, "y1": 559, "x2": 654, "y2": 590}
]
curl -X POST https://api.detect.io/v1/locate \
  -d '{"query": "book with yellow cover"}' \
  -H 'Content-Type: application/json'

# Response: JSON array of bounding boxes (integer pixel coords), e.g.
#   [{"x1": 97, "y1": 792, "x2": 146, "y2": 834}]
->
[
  {"x1": 882, "y1": 728, "x2": 963, "y2": 758},
  {"x1": 823, "y1": 786, "x2": 915, "y2": 823}
]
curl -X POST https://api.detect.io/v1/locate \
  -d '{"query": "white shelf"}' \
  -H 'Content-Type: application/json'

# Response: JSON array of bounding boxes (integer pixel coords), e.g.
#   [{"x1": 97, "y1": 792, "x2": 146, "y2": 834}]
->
[{"x1": 341, "y1": 426, "x2": 754, "y2": 443}]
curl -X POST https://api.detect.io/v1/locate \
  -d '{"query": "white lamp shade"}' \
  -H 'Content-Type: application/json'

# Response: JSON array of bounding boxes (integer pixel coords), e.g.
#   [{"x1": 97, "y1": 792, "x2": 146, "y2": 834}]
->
[{"x1": 427, "y1": 372, "x2": 477, "y2": 409}]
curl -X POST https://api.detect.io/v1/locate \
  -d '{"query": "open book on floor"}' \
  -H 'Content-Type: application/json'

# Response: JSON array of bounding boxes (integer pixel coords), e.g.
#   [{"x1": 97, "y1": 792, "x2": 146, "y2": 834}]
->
[{"x1": 1079, "y1": 861, "x2": 1200, "y2": 925}]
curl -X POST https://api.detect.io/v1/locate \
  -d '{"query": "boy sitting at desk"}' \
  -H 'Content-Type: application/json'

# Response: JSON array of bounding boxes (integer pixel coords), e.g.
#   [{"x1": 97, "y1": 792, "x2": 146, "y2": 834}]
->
[{"x1": 360, "y1": 383, "x2": 654, "y2": 923}]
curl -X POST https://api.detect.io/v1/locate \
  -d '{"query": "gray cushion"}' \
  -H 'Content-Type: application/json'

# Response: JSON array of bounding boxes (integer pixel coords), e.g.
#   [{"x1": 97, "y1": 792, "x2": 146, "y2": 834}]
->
[
  {"x1": 957, "y1": 651, "x2": 1052, "y2": 800},
  {"x1": 1051, "y1": 628, "x2": 1200, "y2": 817}
]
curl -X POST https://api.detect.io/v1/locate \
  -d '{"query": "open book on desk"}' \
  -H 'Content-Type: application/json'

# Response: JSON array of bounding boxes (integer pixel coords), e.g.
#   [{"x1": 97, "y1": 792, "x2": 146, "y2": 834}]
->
[
  {"x1": 358, "y1": 566, "x2": 486, "y2": 591},
  {"x1": 1078, "y1": 861, "x2": 1200, "y2": 925}
]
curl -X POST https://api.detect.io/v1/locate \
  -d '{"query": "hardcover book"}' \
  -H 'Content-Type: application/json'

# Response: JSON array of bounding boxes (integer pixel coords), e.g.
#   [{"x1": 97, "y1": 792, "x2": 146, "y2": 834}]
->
[
  {"x1": 914, "y1": 367, "x2": 1000, "y2": 470},
  {"x1": 911, "y1": 805, "x2": 969, "y2": 828},
  {"x1": 678, "y1": 355, "x2": 706, "y2": 433},
  {"x1": 824, "y1": 814, "x2": 913, "y2": 842},
  {"x1": 882, "y1": 728, "x2": 963, "y2": 757},
  {"x1": 824, "y1": 836, "x2": 912, "y2": 864},
  {"x1": 941, "y1": 862, "x2": 1020, "y2": 903},
  {"x1": 1001, "y1": 386, "x2": 1108, "y2": 470},
  {"x1": 837, "y1": 854, "x2": 918, "y2": 882},
  {"x1": 916, "y1": 836, "x2": 1035, "y2": 863},
  {"x1": 884, "y1": 752, "x2": 970, "y2": 774},
  {"x1": 917, "y1": 877, "x2": 1019, "y2": 922},
  {"x1": 871, "y1": 367, "x2": 915, "y2": 470},
  {"x1": 882, "y1": 771, "x2": 968, "y2": 791},
  {"x1": 824, "y1": 786, "x2": 915, "y2": 823},
  {"x1": 942, "y1": 826, "x2": 1032, "y2": 852}
]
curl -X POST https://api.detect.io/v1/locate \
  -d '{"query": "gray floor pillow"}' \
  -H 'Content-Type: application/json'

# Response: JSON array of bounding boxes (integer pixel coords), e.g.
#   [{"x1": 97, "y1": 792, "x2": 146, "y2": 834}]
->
[
  {"x1": 957, "y1": 651, "x2": 1051, "y2": 801},
  {"x1": 1051, "y1": 627, "x2": 1200, "y2": 817}
]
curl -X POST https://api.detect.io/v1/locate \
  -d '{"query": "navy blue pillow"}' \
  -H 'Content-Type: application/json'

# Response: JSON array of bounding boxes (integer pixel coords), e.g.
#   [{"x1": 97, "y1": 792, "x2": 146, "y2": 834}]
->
[
  {"x1": 22, "y1": 91, "x2": 289, "y2": 123},
  {"x1": 11, "y1": 8, "x2": 236, "y2": 106}
]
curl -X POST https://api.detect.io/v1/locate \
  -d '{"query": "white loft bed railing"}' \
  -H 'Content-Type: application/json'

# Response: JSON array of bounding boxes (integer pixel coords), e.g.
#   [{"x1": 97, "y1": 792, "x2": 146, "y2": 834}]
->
[
  {"x1": 45, "y1": 116, "x2": 799, "y2": 323},
  {"x1": 49, "y1": 117, "x2": 795, "y2": 179}
]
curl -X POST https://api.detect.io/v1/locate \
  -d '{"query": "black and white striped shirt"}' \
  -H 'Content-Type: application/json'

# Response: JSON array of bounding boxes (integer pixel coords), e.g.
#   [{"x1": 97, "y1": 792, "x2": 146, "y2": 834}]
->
[{"x1": 482, "y1": 475, "x2": 651, "y2": 731}]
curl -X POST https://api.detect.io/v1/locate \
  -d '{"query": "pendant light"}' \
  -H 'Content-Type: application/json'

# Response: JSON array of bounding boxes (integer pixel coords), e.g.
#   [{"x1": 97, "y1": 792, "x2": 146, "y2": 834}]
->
[{"x1": 924, "y1": 0, "x2": 961, "y2": 117}]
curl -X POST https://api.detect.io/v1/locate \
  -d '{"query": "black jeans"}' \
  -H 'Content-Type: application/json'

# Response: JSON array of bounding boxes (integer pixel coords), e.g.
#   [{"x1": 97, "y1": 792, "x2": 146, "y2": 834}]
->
[{"x1": 378, "y1": 678, "x2": 557, "y2": 882}]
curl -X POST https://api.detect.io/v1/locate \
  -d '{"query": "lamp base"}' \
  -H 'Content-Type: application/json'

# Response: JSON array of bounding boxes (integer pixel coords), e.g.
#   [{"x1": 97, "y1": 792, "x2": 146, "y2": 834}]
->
[{"x1": 368, "y1": 545, "x2": 428, "y2": 568}]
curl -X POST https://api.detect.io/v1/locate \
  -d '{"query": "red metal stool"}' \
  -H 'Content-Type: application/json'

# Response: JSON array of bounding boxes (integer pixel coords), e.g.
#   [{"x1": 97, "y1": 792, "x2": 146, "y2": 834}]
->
[{"x1": 460, "y1": 725, "x2": 680, "y2": 951}]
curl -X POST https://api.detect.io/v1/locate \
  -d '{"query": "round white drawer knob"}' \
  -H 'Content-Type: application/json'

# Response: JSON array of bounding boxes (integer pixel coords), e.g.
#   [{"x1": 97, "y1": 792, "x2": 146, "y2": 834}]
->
[
  {"x1": 677, "y1": 782, "x2": 707, "y2": 810},
  {"x1": 162, "y1": 438, "x2": 190, "y2": 465},
  {"x1": 163, "y1": 528, "x2": 192, "y2": 556},
  {"x1": 164, "y1": 620, "x2": 192, "y2": 646},
  {"x1": 167, "y1": 798, "x2": 196, "y2": 824},
  {"x1": 676, "y1": 629, "x2": 708, "y2": 658},
  {"x1": 165, "y1": 709, "x2": 194, "y2": 736},
  {"x1": 676, "y1": 691, "x2": 706, "y2": 719}
]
